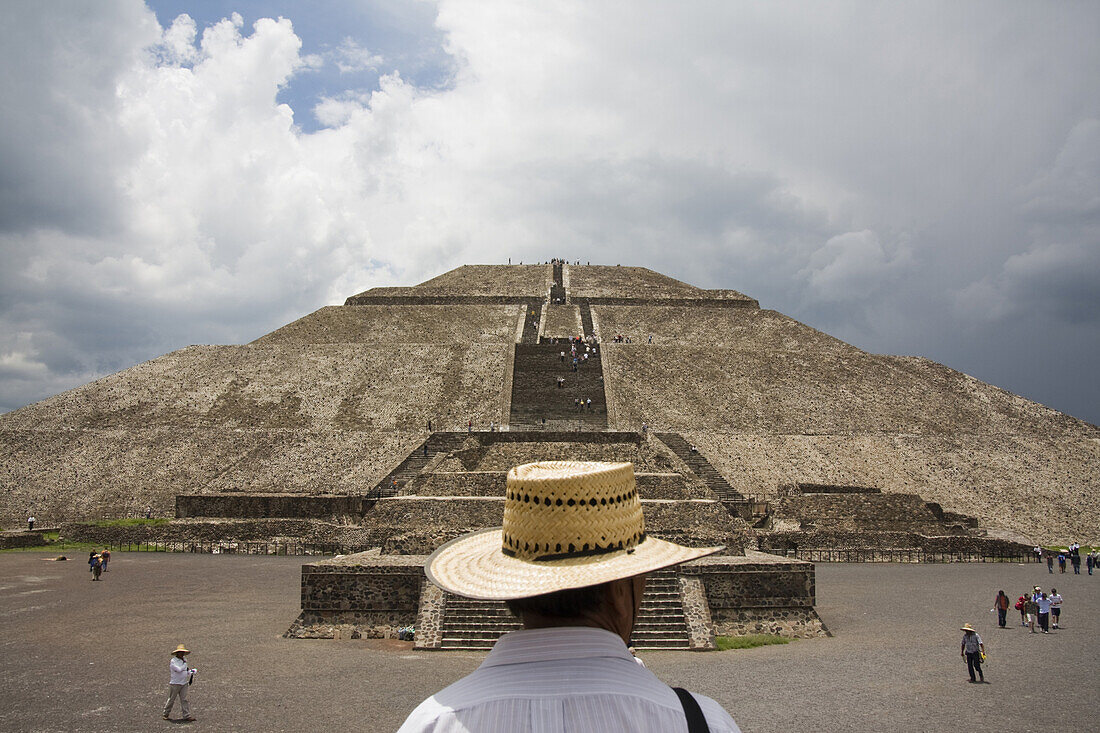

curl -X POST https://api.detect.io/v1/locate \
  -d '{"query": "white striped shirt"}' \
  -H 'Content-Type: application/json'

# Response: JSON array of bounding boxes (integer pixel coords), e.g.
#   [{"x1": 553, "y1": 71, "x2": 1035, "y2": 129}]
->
[{"x1": 397, "y1": 627, "x2": 740, "y2": 732}]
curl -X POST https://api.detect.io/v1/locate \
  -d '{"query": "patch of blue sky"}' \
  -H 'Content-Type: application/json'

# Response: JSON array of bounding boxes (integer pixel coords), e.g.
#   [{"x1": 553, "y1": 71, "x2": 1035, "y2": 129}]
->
[{"x1": 143, "y1": 0, "x2": 454, "y2": 133}]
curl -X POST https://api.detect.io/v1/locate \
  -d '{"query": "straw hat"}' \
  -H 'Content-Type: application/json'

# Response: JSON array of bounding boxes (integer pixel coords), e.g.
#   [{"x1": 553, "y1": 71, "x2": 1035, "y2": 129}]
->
[
  {"x1": 426, "y1": 461, "x2": 723, "y2": 600},
  {"x1": 960, "y1": 623, "x2": 976, "y2": 632},
  {"x1": 172, "y1": 644, "x2": 190, "y2": 655}
]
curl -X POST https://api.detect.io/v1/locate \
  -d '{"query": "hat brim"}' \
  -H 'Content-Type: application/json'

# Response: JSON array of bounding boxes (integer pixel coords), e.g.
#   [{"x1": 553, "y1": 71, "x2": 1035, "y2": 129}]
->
[{"x1": 426, "y1": 527, "x2": 723, "y2": 601}]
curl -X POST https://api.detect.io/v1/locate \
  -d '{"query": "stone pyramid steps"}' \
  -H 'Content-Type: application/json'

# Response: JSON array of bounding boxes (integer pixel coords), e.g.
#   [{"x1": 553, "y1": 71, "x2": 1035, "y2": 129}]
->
[
  {"x1": 521, "y1": 303, "x2": 543, "y2": 344},
  {"x1": 656, "y1": 433, "x2": 745, "y2": 502},
  {"x1": 368, "y1": 432, "x2": 467, "y2": 501},
  {"x1": 436, "y1": 568, "x2": 690, "y2": 651},
  {"x1": 630, "y1": 569, "x2": 690, "y2": 650},
  {"x1": 509, "y1": 343, "x2": 607, "y2": 430}
]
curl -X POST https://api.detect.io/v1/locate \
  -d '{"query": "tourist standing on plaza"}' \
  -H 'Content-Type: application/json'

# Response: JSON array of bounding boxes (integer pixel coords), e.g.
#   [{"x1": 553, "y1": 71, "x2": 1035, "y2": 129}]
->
[
  {"x1": 89, "y1": 552, "x2": 103, "y2": 581},
  {"x1": 1047, "y1": 553, "x2": 1054, "y2": 573},
  {"x1": 993, "y1": 591, "x2": 1009, "y2": 628},
  {"x1": 162, "y1": 644, "x2": 197, "y2": 721},
  {"x1": 1088, "y1": 552, "x2": 1095, "y2": 575},
  {"x1": 1071, "y1": 550, "x2": 1081, "y2": 574},
  {"x1": 1049, "y1": 588, "x2": 1063, "y2": 628},
  {"x1": 1015, "y1": 593, "x2": 1027, "y2": 626},
  {"x1": 960, "y1": 624, "x2": 985, "y2": 683},
  {"x1": 1058, "y1": 552, "x2": 1067, "y2": 573},
  {"x1": 100, "y1": 548, "x2": 110, "y2": 572},
  {"x1": 398, "y1": 461, "x2": 740, "y2": 732}
]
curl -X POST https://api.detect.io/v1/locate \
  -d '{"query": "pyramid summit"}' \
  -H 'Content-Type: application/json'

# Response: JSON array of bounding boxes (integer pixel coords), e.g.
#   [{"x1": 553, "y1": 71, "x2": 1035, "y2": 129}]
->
[{"x1": 1, "y1": 262, "x2": 1096, "y2": 546}]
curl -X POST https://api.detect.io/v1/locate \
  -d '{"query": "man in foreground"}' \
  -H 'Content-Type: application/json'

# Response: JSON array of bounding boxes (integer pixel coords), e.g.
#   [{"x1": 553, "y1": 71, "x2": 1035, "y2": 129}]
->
[{"x1": 398, "y1": 460, "x2": 739, "y2": 732}]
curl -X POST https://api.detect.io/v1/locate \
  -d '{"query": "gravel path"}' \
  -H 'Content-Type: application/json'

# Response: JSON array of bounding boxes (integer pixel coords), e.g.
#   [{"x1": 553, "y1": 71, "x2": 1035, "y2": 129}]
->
[{"x1": 0, "y1": 553, "x2": 1095, "y2": 732}]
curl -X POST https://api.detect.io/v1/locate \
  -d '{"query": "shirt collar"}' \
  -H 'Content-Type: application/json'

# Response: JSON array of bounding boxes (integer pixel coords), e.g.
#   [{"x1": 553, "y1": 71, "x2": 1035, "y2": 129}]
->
[{"x1": 479, "y1": 627, "x2": 634, "y2": 669}]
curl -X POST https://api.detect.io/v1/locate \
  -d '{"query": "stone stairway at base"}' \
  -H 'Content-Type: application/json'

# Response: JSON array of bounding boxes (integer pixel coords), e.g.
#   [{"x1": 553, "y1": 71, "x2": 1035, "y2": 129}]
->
[
  {"x1": 655, "y1": 433, "x2": 746, "y2": 502},
  {"x1": 437, "y1": 568, "x2": 690, "y2": 650},
  {"x1": 509, "y1": 343, "x2": 607, "y2": 430},
  {"x1": 629, "y1": 568, "x2": 691, "y2": 649},
  {"x1": 367, "y1": 432, "x2": 467, "y2": 501},
  {"x1": 438, "y1": 597, "x2": 523, "y2": 650}
]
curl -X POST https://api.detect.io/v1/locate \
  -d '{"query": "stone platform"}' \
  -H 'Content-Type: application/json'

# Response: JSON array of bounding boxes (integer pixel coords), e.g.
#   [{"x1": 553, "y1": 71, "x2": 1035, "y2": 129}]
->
[{"x1": 284, "y1": 549, "x2": 828, "y2": 647}]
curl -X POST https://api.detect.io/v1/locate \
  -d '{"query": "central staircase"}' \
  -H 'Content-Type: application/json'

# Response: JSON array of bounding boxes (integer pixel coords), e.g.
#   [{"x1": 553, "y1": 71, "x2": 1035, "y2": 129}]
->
[
  {"x1": 509, "y1": 342, "x2": 607, "y2": 430},
  {"x1": 437, "y1": 569, "x2": 690, "y2": 650}
]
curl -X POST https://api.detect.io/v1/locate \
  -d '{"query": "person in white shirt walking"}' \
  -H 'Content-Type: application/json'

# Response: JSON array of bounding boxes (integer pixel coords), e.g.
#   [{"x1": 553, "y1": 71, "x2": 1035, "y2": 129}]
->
[
  {"x1": 162, "y1": 644, "x2": 197, "y2": 722},
  {"x1": 1035, "y1": 591, "x2": 1052, "y2": 633},
  {"x1": 1049, "y1": 589, "x2": 1063, "y2": 628},
  {"x1": 398, "y1": 460, "x2": 740, "y2": 732}
]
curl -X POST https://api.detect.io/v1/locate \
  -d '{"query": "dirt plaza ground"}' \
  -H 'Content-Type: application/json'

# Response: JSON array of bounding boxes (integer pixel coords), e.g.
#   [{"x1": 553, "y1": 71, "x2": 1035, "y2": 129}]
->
[{"x1": 0, "y1": 552, "x2": 1096, "y2": 732}]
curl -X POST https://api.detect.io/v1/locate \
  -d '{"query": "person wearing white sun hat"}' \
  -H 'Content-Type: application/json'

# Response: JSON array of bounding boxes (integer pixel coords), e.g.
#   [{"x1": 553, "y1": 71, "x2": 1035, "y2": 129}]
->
[
  {"x1": 162, "y1": 643, "x2": 197, "y2": 721},
  {"x1": 398, "y1": 460, "x2": 739, "y2": 733}
]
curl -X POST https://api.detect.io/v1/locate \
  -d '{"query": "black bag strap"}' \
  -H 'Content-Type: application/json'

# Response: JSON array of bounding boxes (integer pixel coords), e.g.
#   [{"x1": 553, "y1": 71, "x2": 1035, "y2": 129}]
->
[{"x1": 672, "y1": 687, "x2": 710, "y2": 733}]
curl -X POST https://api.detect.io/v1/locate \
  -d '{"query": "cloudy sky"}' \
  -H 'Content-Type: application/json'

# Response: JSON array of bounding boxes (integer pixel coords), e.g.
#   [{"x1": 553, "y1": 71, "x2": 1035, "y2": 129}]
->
[{"x1": 1, "y1": 1, "x2": 1098, "y2": 424}]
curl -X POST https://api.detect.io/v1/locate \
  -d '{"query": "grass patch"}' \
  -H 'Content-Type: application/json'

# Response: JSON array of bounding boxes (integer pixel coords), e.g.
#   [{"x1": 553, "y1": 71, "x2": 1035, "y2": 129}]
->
[
  {"x1": 715, "y1": 634, "x2": 791, "y2": 651},
  {"x1": 91, "y1": 518, "x2": 170, "y2": 528}
]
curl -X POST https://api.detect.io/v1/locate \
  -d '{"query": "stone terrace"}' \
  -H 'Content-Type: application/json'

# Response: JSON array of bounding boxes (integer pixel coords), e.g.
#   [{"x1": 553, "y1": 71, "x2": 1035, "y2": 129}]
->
[
  {"x1": 0, "y1": 340, "x2": 510, "y2": 524},
  {"x1": 593, "y1": 306, "x2": 855, "y2": 354},
  {"x1": 346, "y1": 264, "x2": 552, "y2": 300},
  {"x1": 541, "y1": 305, "x2": 582, "y2": 339},
  {"x1": 430, "y1": 438, "x2": 680, "y2": 473},
  {"x1": 253, "y1": 304, "x2": 522, "y2": 345},
  {"x1": 0, "y1": 344, "x2": 509, "y2": 431},
  {"x1": 601, "y1": 344, "x2": 1095, "y2": 437},
  {"x1": 682, "y1": 431, "x2": 1100, "y2": 544},
  {"x1": 0, "y1": 428, "x2": 419, "y2": 522},
  {"x1": 567, "y1": 265, "x2": 756, "y2": 304}
]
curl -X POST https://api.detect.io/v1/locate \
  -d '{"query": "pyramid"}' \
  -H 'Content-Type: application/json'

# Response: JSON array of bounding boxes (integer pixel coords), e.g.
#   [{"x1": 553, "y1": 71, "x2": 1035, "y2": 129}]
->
[{"x1": 1, "y1": 263, "x2": 1097, "y2": 546}]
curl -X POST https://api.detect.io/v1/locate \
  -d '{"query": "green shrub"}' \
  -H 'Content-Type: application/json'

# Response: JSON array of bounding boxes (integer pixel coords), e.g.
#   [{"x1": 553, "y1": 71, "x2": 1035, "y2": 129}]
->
[
  {"x1": 715, "y1": 634, "x2": 790, "y2": 651},
  {"x1": 92, "y1": 518, "x2": 170, "y2": 527}
]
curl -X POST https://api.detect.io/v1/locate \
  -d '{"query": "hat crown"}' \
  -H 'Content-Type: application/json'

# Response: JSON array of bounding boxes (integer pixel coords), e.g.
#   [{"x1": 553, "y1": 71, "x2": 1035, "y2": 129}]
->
[{"x1": 502, "y1": 461, "x2": 644, "y2": 562}]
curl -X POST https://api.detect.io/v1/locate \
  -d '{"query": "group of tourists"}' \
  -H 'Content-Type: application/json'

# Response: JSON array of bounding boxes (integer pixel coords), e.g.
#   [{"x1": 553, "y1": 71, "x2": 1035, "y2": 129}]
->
[
  {"x1": 1039, "y1": 543, "x2": 1094, "y2": 575},
  {"x1": 1009, "y1": 586, "x2": 1065, "y2": 633},
  {"x1": 87, "y1": 549, "x2": 111, "y2": 580},
  {"x1": 965, "y1": 579, "x2": 1076, "y2": 684}
]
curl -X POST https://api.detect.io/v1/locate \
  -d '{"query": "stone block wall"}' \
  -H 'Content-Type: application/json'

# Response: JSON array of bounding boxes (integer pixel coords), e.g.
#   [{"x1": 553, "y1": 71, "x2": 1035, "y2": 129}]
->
[
  {"x1": 58, "y1": 519, "x2": 382, "y2": 549},
  {"x1": 176, "y1": 494, "x2": 363, "y2": 519},
  {"x1": 285, "y1": 551, "x2": 827, "y2": 643},
  {"x1": 0, "y1": 531, "x2": 46, "y2": 549},
  {"x1": 407, "y1": 472, "x2": 506, "y2": 497},
  {"x1": 683, "y1": 553, "x2": 828, "y2": 638},
  {"x1": 285, "y1": 553, "x2": 425, "y2": 639},
  {"x1": 363, "y1": 496, "x2": 747, "y2": 554},
  {"x1": 407, "y1": 472, "x2": 700, "y2": 500},
  {"x1": 757, "y1": 530, "x2": 1031, "y2": 557},
  {"x1": 772, "y1": 492, "x2": 950, "y2": 533}
]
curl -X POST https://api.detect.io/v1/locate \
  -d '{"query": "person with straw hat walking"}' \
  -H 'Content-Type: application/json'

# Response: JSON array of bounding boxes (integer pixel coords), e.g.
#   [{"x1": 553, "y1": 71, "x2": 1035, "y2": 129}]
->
[
  {"x1": 960, "y1": 624, "x2": 985, "y2": 683},
  {"x1": 398, "y1": 460, "x2": 740, "y2": 732},
  {"x1": 162, "y1": 643, "x2": 197, "y2": 722}
]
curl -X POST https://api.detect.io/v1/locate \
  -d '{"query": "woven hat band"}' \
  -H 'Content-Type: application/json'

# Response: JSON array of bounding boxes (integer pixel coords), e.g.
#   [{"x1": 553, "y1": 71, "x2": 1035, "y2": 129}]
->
[{"x1": 501, "y1": 461, "x2": 645, "y2": 562}]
